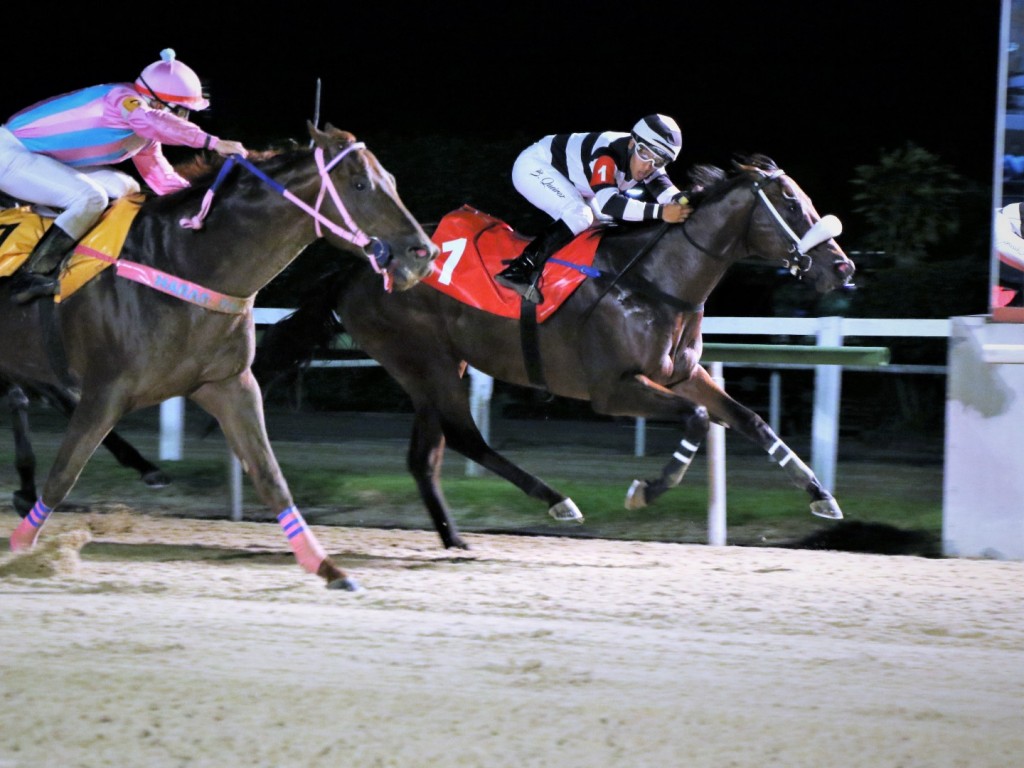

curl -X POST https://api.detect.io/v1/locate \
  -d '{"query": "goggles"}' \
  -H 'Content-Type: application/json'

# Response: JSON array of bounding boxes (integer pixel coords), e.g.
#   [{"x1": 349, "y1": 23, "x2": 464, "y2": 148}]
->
[
  {"x1": 634, "y1": 142, "x2": 670, "y2": 169},
  {"x1": 138, "y1": 75, "x2": 194, "y2": 120}
]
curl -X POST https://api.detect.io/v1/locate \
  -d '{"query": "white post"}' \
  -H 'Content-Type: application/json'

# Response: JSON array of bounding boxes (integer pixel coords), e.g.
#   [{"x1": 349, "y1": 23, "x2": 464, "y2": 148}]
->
[
  {"x1": 229, "y1": 453, "x2": 243, "y2": 521},
  {"x1": 159, "y1": 397, "x2": 184, "y2": 461},
  {"x1": 465, "y1": 366, "x2": 493, "y2": 477},
  {"x1": 769, "y1": 371, "x2": 781, "y2": 435},
  {"x1": 707, "y1": 361, "x2": 727, "y2": 546},
  {"x1": 634, "y1": 417, "x2": 646, "y2": 457},
  {"x1": 812, "y1": 316, "x2": 843, "y2": 492}
]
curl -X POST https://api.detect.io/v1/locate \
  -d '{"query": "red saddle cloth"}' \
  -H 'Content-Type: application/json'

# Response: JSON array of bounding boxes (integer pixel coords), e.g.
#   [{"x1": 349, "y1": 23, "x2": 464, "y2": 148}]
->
[{"x1": 424, "y1": 205, "x2": 602, "y2": 322}]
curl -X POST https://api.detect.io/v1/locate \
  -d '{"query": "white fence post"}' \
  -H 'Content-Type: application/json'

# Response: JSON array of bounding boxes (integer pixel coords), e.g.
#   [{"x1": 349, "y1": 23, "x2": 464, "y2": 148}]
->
[
  {"x1": 707, "y1": 361, "x2": 727, "y2": 546},
  {"x1": 769, "y1": 371, "x2": 782, "y2": 435},
  {"x1": 465, "y1": 366, "x2": 493, "y2": 477},
  {"x1": 812, "y1": 316, "x2": 843, "y2": 492},
  {"x1": 229, "y1": 453, "x2": 243, "y2": 521},
  {"x1": 159, "y1": 397, "x2": 185, "y2": 461}
]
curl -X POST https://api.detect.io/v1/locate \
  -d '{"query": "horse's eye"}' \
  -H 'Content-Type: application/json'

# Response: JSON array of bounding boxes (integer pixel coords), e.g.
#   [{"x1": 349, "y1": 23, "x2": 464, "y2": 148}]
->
[{"x1": 354, "y1": 180, "x2": 367, "y2": 191}]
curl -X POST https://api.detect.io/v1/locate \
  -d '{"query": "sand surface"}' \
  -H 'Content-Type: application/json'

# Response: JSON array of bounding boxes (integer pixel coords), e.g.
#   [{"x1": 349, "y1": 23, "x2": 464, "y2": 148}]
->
[{"x1": 1, "y1": 508, "x2": 1021, "y2": 768}]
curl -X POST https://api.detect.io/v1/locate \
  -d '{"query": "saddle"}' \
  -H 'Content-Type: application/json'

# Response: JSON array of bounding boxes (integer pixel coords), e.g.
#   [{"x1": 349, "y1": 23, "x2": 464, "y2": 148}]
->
[
  {"x1": 0, "y1": 195, "x2": 144, "y2": 302},
  {"x1": 423, "y1": 205, "x2": 602, "y2": 322}
]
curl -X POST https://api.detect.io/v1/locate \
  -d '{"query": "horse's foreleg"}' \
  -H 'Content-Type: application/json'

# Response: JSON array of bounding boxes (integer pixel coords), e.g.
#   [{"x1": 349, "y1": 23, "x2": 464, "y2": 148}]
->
[
  {"x1": 676, "y1": 367, "x2": 843, "y2": 520},
  {"x1": 8, "y1": 385, "x2": 37, "y2": 516},
  {"x1": 190, "y1": 372, "x2": 359, "y2": 590}
]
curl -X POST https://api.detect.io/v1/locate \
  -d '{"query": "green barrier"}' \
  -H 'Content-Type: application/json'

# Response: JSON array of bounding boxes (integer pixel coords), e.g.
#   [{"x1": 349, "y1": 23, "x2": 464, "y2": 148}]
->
[{"x1": 701, "y1": 343, "x2": 890, "y2": 366}]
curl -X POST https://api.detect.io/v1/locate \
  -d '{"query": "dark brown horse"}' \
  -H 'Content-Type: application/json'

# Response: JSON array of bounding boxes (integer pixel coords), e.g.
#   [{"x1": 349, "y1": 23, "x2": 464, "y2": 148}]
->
[
  {"x1": 258, "y1": 154, "x2": 855, "y2": 550},
  {"x1": 0, "y1": 123, "x2": 437, "y2": 589}
]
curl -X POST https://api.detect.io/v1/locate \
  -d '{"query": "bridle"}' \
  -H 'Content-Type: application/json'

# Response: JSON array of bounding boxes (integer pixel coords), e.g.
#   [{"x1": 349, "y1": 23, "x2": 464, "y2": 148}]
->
[
  {"x1": 682, "y1": 169, "x2": 842, "y2": 278},
  {"x1": 179, "y1": 140, "x2": 394, "y2": 279}
]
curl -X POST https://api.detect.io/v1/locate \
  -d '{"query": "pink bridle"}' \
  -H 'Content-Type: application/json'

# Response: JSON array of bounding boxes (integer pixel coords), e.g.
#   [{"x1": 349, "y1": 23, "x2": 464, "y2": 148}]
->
[{"x1": 179, "y1": 141, "x2": 391, "y2": 285}]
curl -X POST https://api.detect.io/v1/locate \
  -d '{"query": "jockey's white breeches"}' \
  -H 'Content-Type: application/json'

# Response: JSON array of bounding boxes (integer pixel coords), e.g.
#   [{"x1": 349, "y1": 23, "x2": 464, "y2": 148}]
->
[
  {"x1": 512, "y1": 142, "x2": 606, "y2": 235},
  {"x1": 0, "y1": 126, "x2": 140, "y2": 239}
]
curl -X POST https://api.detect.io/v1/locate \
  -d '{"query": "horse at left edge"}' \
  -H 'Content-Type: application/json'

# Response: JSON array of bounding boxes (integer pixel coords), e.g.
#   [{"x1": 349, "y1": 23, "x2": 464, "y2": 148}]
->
[{"x1": 0, "y1": 122, "x2": 437, "y2": 590}]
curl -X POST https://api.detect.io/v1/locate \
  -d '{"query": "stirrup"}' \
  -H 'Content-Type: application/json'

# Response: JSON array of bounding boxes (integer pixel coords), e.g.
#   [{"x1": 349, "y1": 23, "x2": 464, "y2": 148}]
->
[
  {"x1": 497, "y1": 273, "x2": 544, "y2": 304},
  {"x1": 495, "y1": 256, "x2": 544, "y2": 303}
]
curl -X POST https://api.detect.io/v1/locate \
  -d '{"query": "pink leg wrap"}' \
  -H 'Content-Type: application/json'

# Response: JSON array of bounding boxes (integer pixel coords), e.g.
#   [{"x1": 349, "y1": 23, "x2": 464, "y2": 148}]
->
[
  {"x1": 9, "y1": 499, "x2": 52, "y2": 552},
  {"x1": 277, "y1": 506, "x2": 327, "y2": 574}
]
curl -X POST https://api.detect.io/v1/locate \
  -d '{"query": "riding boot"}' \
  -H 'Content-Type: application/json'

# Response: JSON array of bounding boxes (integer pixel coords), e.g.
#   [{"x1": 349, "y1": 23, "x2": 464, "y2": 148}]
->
[
  {"x1": 11, "y1": 225, "x2": 78, "y2": 305},
  {"x1": 495, "y1": 219, "x2": 576, "y2": 304}
]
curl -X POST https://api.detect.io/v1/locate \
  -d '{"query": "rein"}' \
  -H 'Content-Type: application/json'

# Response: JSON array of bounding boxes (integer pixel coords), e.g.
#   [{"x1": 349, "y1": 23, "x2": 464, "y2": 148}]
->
[{"x1": 578, "y1": 222, "x2": 705, "y2": 326}]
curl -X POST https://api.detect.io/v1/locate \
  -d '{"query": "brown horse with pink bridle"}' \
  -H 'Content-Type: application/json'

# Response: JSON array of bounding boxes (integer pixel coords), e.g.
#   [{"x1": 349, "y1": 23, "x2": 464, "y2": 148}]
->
[{"x1": 1, "y1": 123, "x2": 437, "y2": 589}]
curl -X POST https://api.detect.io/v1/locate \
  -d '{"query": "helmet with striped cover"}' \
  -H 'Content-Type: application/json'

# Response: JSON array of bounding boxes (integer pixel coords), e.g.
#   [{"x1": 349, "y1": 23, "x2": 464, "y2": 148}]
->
[{"x1": 631, "y1": 114, "x2": 682, "y2": 163}]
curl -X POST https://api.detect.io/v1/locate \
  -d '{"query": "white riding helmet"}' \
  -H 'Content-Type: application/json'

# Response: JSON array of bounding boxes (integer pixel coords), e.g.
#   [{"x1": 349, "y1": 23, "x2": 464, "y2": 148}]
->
[
  {"x1": 631, "y1": 114, "x2": 683, "y2": 163},
  {"x1": 135, "y1": 48, "x2": 209, "y2": 111}
]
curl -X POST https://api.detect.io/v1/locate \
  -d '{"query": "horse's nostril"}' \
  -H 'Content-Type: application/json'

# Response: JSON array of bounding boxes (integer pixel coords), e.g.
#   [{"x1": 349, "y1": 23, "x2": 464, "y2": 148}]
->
[{"x1": 836, "y1": 261, "x2": 854, "y2": 277}]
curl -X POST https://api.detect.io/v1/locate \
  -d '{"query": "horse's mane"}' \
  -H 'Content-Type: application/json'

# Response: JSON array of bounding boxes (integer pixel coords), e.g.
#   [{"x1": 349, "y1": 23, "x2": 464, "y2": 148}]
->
[
  {"x1": 174, "y1": 141, "x2": 301, "y2": 185},
  {"x1": 686, "y1": 153, "x2": 780, "y2": 208}
]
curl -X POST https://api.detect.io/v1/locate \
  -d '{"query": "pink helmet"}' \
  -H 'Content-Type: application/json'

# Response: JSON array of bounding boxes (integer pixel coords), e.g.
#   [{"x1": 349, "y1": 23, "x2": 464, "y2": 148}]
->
[{"x1": 135, "y1": 48, "x2": 209, "y2": 111}]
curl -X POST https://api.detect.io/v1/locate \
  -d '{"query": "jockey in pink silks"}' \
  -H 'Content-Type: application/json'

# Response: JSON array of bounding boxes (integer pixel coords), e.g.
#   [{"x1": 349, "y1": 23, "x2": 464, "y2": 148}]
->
[{"x1": 0, "y1": 48, "x2": 248, "y2": 303}]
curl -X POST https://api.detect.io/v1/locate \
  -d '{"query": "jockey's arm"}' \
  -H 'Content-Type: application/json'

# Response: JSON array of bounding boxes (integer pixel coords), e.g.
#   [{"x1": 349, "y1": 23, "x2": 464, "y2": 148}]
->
[{"x1": 131, "y1": 142, "x2": 189, "y2": 195}]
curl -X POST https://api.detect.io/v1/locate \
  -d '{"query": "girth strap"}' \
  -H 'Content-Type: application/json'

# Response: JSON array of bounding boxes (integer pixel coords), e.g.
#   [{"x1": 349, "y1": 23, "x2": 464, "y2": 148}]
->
[{"x1": 519, "y1": 299, "x2": 547, "y2": 390}]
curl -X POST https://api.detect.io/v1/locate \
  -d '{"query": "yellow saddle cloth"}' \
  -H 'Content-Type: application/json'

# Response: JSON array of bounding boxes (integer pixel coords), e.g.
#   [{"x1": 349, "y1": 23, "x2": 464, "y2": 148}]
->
[{"x1": 0, "y1": 194, "x2": 144, "y2": 301}]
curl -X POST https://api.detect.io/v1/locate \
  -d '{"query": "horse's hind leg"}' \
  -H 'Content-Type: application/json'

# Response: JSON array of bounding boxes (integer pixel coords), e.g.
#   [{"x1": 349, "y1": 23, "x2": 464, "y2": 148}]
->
[
  {"x1": 9, "y1": 389, "x2": 127, "y2": 551},
  {"x1": 99, "y1": 431, "x2": 171, "y2": 488},
  {"x1": 442, "y1": 417, "x2": 584, "y2": 523},
  {"x1": 407, "y1": 390, "x2": 584, "y2": 550},
  {"x1": 8, "y1": 385, "x2": 38, "y2": 516},
  {"x1": 625, "y1": 403, "x2": 709, "y2": 510},
  {"x1": 189, "y1": 371, "x2": 359, "y2": 590},
  {"x1": 408, "y1": 407, "x2": 468, "y2": 549}
]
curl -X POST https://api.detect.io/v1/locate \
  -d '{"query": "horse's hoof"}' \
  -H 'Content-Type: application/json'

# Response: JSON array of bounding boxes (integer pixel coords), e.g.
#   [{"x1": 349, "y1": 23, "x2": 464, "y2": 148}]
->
[
  {"x1": 811, "y1": 498, "x2": 843, "y2": 520},
  {"x1": 327, "y1": 577, "x2": 362, "y2": 592},
  {"x1": 444, "y1": 538, "x2": 471, "y2": 551},
  {"x1": 624, "y1": 480, "x2": 648, "y2": 510},
  {"x1": 12, "y1": 491, "x2": 34, "y2": 518},
  {"x1": 549, "y1": 499, "x2": 584, "y2": 523},
  {"x1": 142, "y1": 470, "x2": 172, "y2": 489}
]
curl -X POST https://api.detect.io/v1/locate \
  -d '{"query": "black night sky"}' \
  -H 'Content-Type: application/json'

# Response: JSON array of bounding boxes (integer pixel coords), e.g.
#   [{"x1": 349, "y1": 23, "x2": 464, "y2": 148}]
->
[{"x1": 1, "y1": 2, "x2": 1004, "y2": 237}]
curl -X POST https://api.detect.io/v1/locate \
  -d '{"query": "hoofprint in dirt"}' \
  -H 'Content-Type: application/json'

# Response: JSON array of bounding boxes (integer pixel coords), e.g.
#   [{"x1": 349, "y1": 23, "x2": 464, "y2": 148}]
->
[{"x1": 1, "y1": 509, "x2": 1021, "y2": 768}]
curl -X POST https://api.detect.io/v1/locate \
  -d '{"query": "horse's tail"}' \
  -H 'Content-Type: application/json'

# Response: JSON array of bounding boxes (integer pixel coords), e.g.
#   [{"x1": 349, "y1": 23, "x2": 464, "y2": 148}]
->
[{"x1": 251, "y1": 266, "x2": 349, "y2": 389}]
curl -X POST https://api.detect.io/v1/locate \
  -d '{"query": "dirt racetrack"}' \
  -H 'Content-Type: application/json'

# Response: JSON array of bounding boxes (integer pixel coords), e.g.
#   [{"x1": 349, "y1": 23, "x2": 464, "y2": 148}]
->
[{"x1": 1, "y1": 508, "x2": 1021, "y2": 768}]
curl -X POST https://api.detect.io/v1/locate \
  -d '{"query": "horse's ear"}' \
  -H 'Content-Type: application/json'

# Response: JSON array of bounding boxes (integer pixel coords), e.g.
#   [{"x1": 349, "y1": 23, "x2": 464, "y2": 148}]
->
[
  {"x1": 731, "y1": 154, "x2": 763, "y2": 175},
  {"x1": 308, "y1": 120, "x2": 328, "y2": 147}
]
